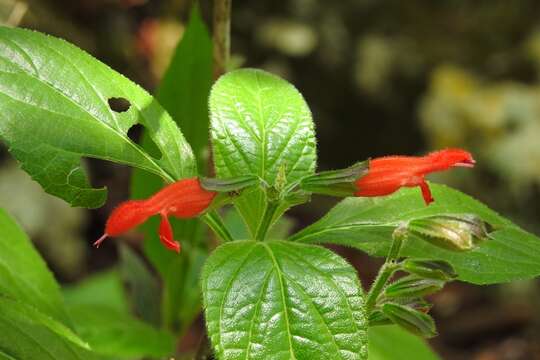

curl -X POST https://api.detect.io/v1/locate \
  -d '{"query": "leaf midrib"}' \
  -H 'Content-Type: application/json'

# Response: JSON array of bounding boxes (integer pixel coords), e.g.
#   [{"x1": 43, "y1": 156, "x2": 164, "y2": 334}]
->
[{"x1": 260, "y1": 242, "x2": 297, "y2": 360}]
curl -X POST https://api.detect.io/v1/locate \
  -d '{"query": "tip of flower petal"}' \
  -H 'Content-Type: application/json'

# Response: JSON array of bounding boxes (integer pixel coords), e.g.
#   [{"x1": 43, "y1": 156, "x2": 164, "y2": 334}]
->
[
  {"x1": 159, "y1": 236, "x2": 180, "y2": 253},
  {"x1": 453, "y1": 159, "x2": 476, "y2": 168},
  {"x1": 93, "y1": 234, "x2": 108, "y2": 248}
]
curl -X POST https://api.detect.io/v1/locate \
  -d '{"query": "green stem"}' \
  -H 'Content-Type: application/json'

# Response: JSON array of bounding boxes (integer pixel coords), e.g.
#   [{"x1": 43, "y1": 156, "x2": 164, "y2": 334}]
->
[
  {"x1": 254, "y1": 201, "x2": 279, "y2": 241},
  {"x1": 365, "y1": 227, "x2": 407, "y2": 313},
  {"x1": 365, "y1": 262, "x2": 398, "y2": 313},
  {"x1": 202, "y1": 211, "x2": 233, "y2": 243}
]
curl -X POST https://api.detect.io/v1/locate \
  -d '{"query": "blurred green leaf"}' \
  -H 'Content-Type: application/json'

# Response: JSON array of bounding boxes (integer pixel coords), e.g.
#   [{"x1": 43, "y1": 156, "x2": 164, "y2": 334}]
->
[
  {"x1": 368, "y1": 325, "x2": 440, "y2": 360},
  {"x1": 0, "y1": 297, "x2": 99, "y2": 360},
  {"x1": 156, "y1": 4, "x2": 212, "y2": 172},
  {"x1": 0, "y1": 296, "x2": 89, "y2": 350},
  {"x1": 202, "y1": 240, "x2": 367, "y2": 360},
  {"x1": 0, "y1": 208, "x2": 70, "y2": 325},
  {"x1": 209, "y1": 69, "x2": 317, "y2": 235},
  {"x1": 64, "y1": 270, "x2": 175, "y2": 359},
  {"x1": 63, "y1": 270, "x2": 127, "y2": 312},
  {"x1": 291, "y1": 184, "x2": 540, "y2": 284},
  {"x1": 0, "y1": 26, "x2": 196, "y2": 208},
  {"x1": 65, "y1": 304, "x2": 175, "y2": 359},
  {"x1": 119, "y1": 245, "x2": 161, "y2": 326},
  {"x1": 130, "y1": 4, "x2": 213, "y2": 332},
  {"x1": 0, "y1": 209, "x2": 102, "y2": 358}
]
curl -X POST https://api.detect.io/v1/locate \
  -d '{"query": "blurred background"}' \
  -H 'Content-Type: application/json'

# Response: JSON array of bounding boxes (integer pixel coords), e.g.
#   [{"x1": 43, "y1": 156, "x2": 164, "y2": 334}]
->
[{"x1": 1, "y1": 0, "x2": 540, "y2": 359}]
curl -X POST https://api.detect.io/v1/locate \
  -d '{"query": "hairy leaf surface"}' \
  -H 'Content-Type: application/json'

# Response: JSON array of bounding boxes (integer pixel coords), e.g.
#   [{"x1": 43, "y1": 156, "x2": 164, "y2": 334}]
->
[
  {"x1": 210, "y1": 69, "x2": 317, "y2": 234},
  {"x1": 202, "y1": 240, "x2": 367, "y2": 360}
]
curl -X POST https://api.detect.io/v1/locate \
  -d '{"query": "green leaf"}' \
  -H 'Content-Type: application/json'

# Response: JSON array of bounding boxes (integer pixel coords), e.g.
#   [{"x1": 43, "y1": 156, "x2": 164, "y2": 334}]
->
[
  {"x1": 119, "y1": 245, "x2": 161, "y2": 326},
  {"x1": 62, "y1": 270, "x2": 127, "y2": 313},
  {"x1": 0, "y1": 26, "x2": 196, "y2": 208},
  {"x1": 291, "y1": 184, "x2": 540, "y2": 285},
  {"x1": 202, "y1": 240, "x2": 367, "y2": 360},
  {"x1": 209, "y1": 69, "x2": 317, "y2": 234},
  {"x1": 0, "y1": 208, "x2": 70, "y2": 325},
  {"x1": 162, "y1": 245, "x2": 208, "y2": 333},
  {"x1": 0, "y1": 297, "x2": 99, "y2": 360},
  {"x1": 156, "y1": 4, "x2": 212, "y2": 172},
  {"x1": 0, "y1": 296, "x2": 89, "y2": 350},
  {"x1": 368, "y1": 325, "x2": 440, "y2": 360},
  {"x1": 65, "y1": 304, "x2": 175, "y2": 359},
  {"x1": 63, "y1": 270, "x2": 176, "y2": 359},
  {"x1": 130, "y1": 4, "x2": 212, "y2": 331}
]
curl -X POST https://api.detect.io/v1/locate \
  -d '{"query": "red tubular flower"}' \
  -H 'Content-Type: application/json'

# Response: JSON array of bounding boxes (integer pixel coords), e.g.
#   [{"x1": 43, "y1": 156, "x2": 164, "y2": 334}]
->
[
  {"x1": 94, "y1": 177, "x2": 217, "y2": 253},
  {"x1": 355, "y1": 148, "x2": 475, "y2": 205}
]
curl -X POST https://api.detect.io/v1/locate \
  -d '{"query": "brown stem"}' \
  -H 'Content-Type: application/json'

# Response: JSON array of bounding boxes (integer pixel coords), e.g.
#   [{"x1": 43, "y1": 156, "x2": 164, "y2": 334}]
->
[
  {"x1": 207, "y1": 0, "x2": 231, "y2": 177},
  {"x1": 195, "y1": 332, "x2": 214, "y2": 360},
  {"x1": 212, "y1": 0, "x2": 231, "y2": 80}
]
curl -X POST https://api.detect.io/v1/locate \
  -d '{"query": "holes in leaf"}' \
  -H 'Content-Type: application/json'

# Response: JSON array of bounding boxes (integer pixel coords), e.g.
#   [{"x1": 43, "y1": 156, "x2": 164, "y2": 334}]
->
[
  {"x1": 126, "y1": 124, "x2": 161, "y2": 158},
  {"x1": 108, "y1": 97, "x2": 131, "y2": 113},
  {"x1": 127, "y1": 124, "x2": 143, "y2": 143}
]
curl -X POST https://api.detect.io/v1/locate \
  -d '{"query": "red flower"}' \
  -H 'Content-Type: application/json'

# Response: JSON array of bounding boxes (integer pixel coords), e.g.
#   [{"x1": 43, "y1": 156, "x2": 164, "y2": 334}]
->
[
  {"x1": 94, "y1": 177, "x2": 216, "y2": 252},
  {"x1": 355, "y1": 149, "x2": 475, "y2": 205}
]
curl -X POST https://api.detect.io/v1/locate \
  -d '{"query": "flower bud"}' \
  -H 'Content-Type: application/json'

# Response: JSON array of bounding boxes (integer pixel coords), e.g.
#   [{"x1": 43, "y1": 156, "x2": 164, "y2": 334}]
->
[
  {"x1": 368, "y1": 310, "x2": 392, "y2": 326},
  {"x1": 382, "y1": 302, "x2": 437, "y2": 338},
  {"x1": 408, "y1": 214, "x2": 489, "y2": 251},
  {"x1": 402, "y1": 259, "x2": 457, "y2": 281},
  {"x1": 384, "y1": 276, "x2": 444, "y2": 299},
  {"x1": 397, "y1": 298, "x2": 433, "y2": 314}
]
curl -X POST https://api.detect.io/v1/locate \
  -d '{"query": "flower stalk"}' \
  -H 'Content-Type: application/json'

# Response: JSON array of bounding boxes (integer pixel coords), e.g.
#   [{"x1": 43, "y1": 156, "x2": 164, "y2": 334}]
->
[{"x1": 365, "y1": 225, "x2": 407, "y2": 313}]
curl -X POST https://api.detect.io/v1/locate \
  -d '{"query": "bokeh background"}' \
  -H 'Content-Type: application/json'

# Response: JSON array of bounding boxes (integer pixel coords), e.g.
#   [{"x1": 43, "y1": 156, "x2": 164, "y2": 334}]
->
[{"x1": 1, "y1": 0, "x2": 540, "y2": 359}]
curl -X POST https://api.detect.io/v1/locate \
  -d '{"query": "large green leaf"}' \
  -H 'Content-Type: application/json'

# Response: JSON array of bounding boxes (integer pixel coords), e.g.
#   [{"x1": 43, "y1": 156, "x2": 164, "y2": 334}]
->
[
  {"x1": 368, "y1": 325, "x2": 440, "y2": 360},
  {"x1": 209, "y1": 69, "x2": 317, "y2": 234},
  {"x1": 63, "y1": 270, "x2": 176, "y2": 359},
  {"x1": 0, "y1": 26, "x2": 196, "y2": 208},
  {"x1": 0, "y1": 208, "x2": 70, "y2": 325},
  {"x1": 0, "y1": 297, "x2": 99, "y2": 360},
  {"x1": 130, "y1": 5, "x2": 212, "y2": 332},
  {"x1": 0, "y1": 209, "x2": 98, "y2": 359},
  {"x1": 65, "y1": 304, "x2": 175, "y2": 359},
  {"x1": 62, "y1": 270, "x2": 127, "y2": 313},
  {"x1": 291, "y1": 184, "x2": 540, "y2": 284},
  {"x1": 155, "y1": 4, "x2": 212, "y2": 172},
  {"x1": 119, "y1": 245, "x2": 161, "y2": 326},
  {"x1": 202, "y1": 240, "x2": 367, "y2": 360}
]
